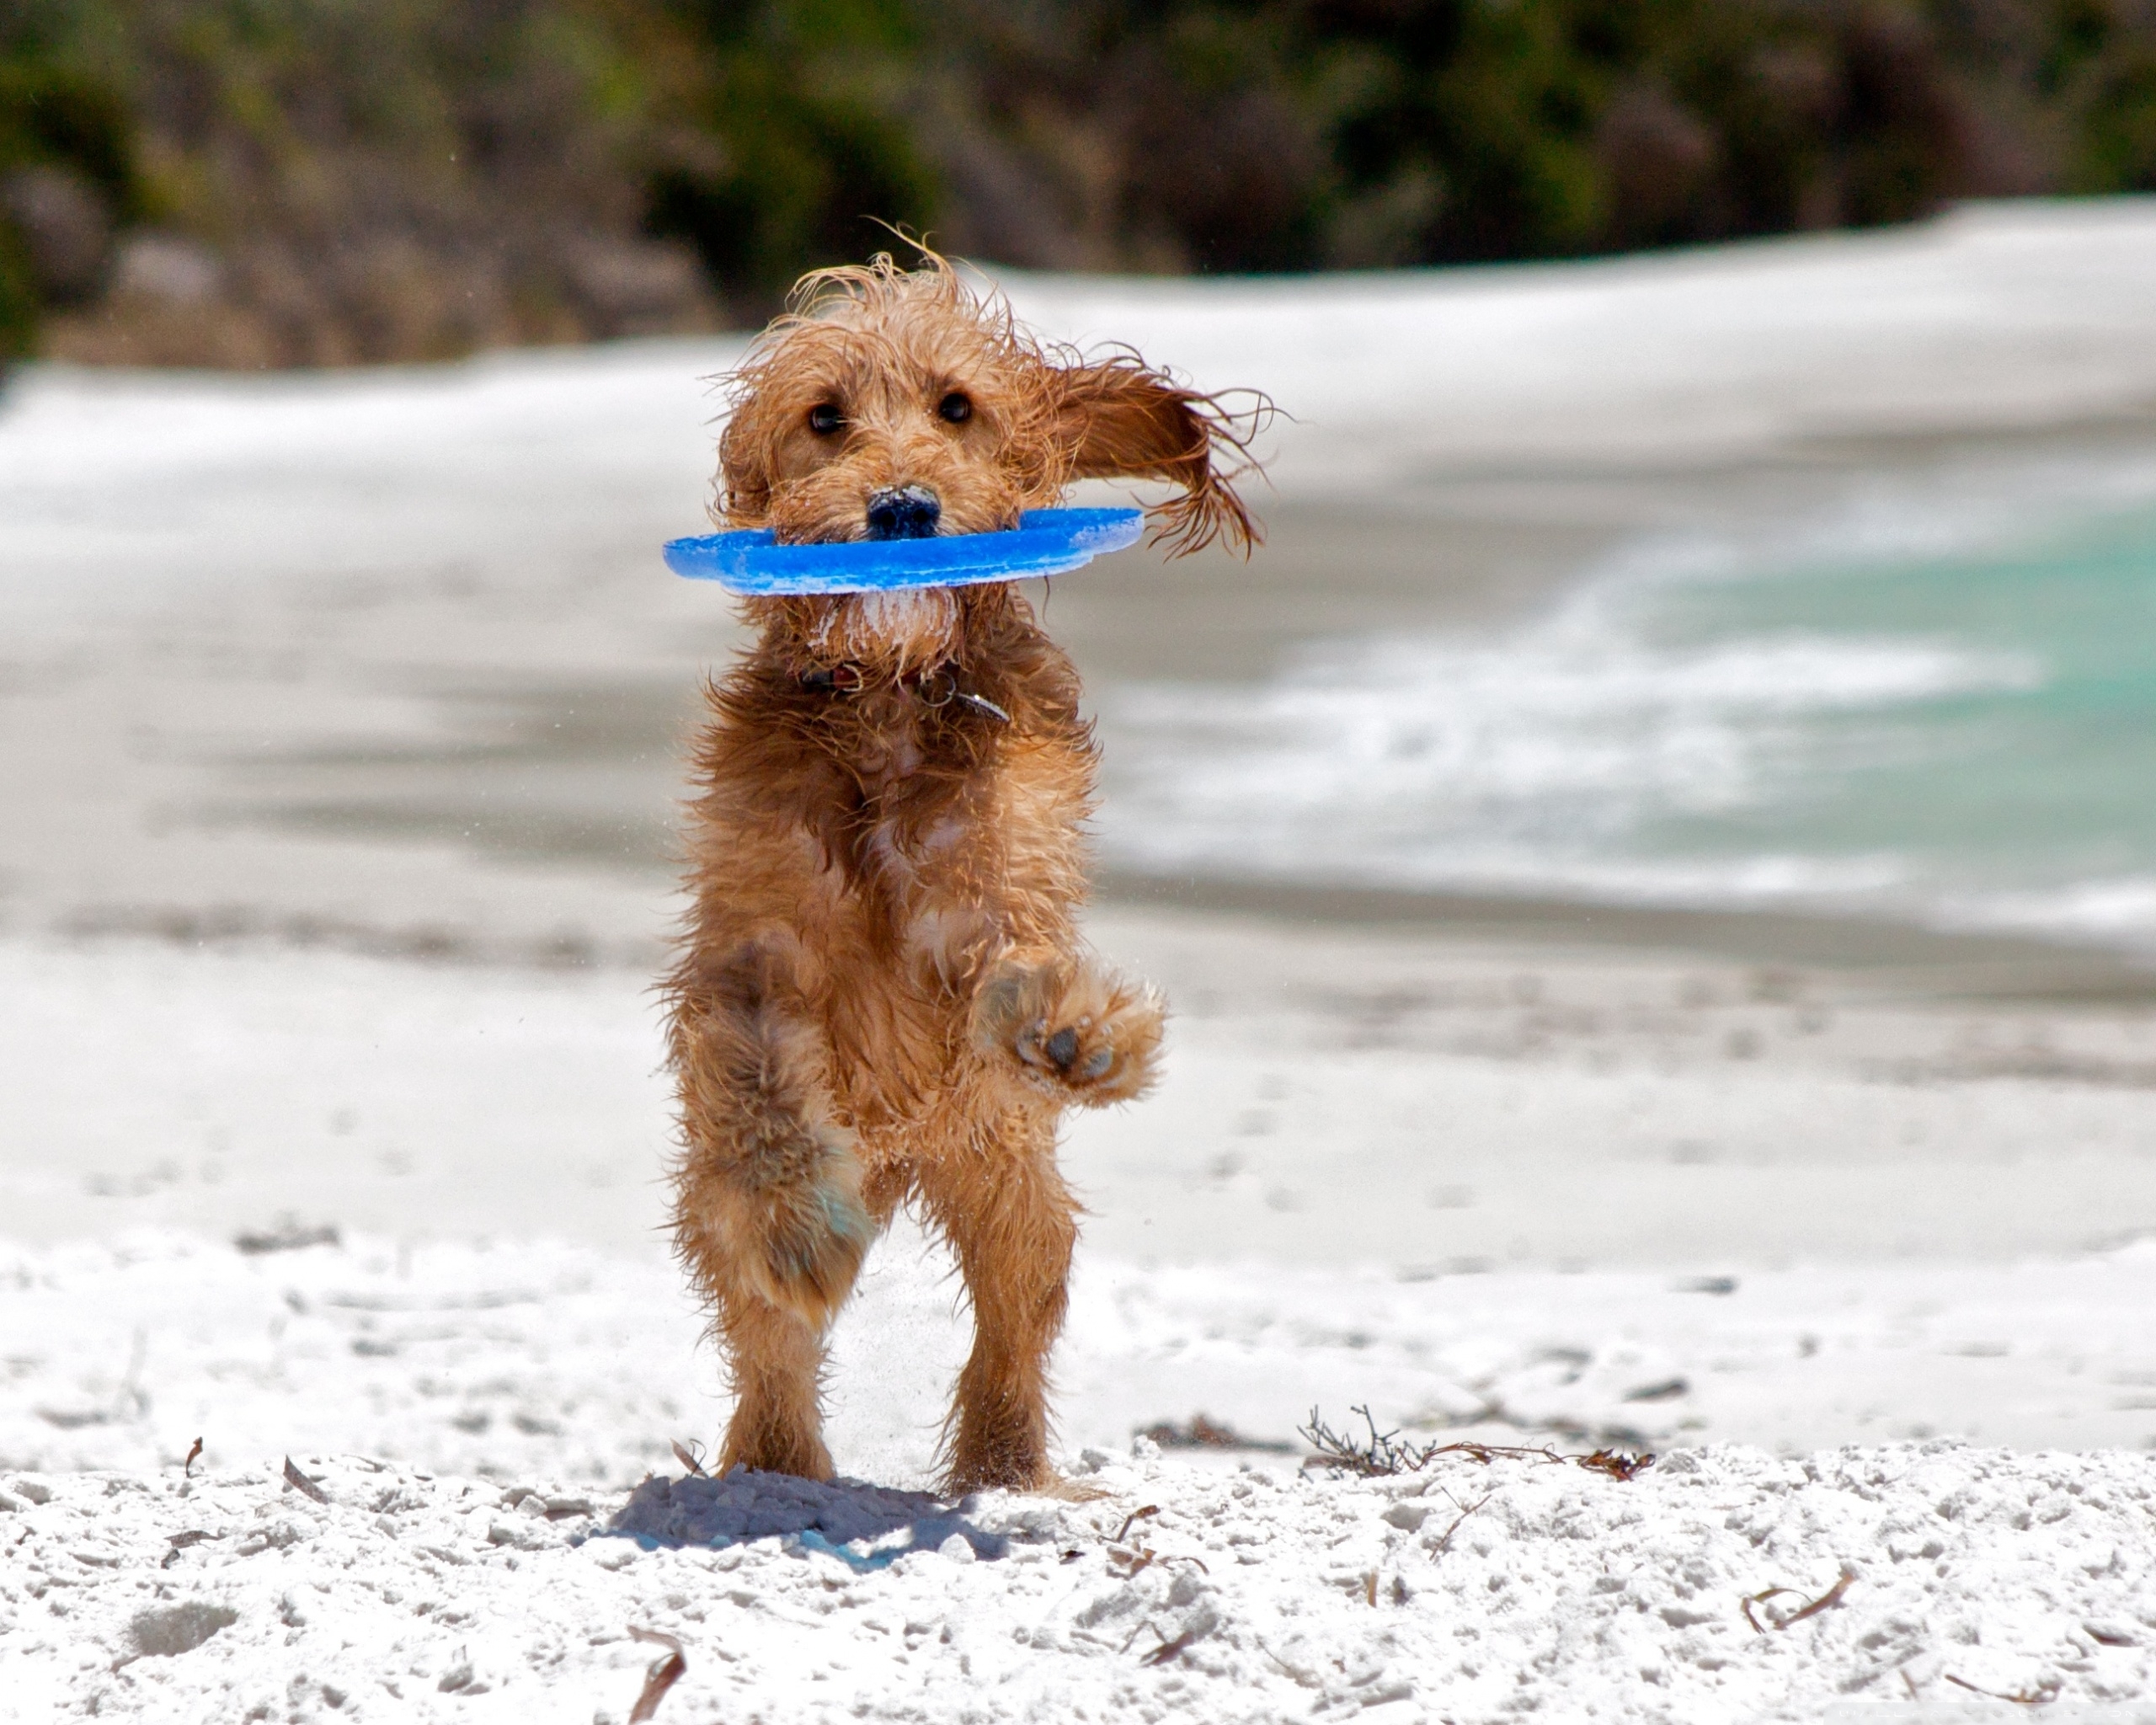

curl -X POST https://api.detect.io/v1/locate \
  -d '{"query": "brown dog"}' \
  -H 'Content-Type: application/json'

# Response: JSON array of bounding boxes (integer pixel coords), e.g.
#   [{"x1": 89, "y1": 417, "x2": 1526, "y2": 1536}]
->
[{"x1": 664, "y1": 253, "x2": 1262, "y2": 1493}]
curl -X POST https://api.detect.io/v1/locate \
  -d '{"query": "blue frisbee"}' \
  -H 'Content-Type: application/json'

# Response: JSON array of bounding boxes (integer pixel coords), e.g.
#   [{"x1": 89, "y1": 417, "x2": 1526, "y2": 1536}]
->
[{"x1": 664, "y1": 507, "x2": 1144, "y2": 596}]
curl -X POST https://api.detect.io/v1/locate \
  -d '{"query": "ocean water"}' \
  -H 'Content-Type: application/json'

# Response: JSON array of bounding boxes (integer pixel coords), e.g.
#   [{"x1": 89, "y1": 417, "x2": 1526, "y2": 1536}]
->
[{"x1": 1096, "y1": 446, "x2": 2156, "y2": 951}]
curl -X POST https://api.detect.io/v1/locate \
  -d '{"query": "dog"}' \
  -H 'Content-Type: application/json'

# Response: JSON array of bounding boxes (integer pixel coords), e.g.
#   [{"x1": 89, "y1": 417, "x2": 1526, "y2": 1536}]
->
[{"x1": 664, "y1": 251, "x2": 1263, "y2": 1493}]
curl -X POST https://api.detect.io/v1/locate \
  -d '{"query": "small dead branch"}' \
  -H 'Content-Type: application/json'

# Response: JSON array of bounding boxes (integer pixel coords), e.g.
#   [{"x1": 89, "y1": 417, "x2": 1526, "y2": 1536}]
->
[
  {"x1": 1362, "y1": 1571, "x2": 1378, "y2": 1606},
  {"x1": 1743, "y1": 1568, "x2": 1854, "y2": 1633},
  {"x1": 1112, "y1": 1505, "x2": 1161, "y2": 1545},
  {"x1": 1780, "y1": 1569, "x2": 1855, "y2": 1627},
  {"x1": 1257, "y1": 1639, "x2": 1319, "y2": 1687},
  {"x1": 281, "y1": 1457, "x2": 328, "y2": 1505},
  {"x1": 1300, "y1": 1406, "x2": 1440, "y2": 1476},
  {"x1": 1577, "y1": 1448, "x2": 1655, "y2": 1482},
  {"x1": 160, "y1": 1530, "x2": 214, "y2": 1569},
  {"x1": 627, "y1": 1627, "x2": 686, "y2": 1722},
  {"x1": 182, "y1": 1437, "x2": 203, "y2": 1478},
  {"x1": 1945, "y1": 1673, "x2": 2063, "y2": 1706},
  {"x1": 670, "y1": 1439, "x2": 709, "y2": 1478},
  {"x1": 1104, "y1": 1505, "x2": 1185, "y2": 1579},
  {"x1": 1431, "y1": 1492, "x2": 1493, "y2": 1555},
  {"x1": 1299, "y1": 1406, "x2": 1652, "y2": 1482},
  {"x1": 1140, "y1": 1623, "x2": 1204, "y2": 1666}
]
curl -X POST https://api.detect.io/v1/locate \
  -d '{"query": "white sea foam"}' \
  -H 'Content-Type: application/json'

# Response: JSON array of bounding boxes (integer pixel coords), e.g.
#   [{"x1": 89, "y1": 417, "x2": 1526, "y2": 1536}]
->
[
  {"x1": 1099, "y1": 595, "x2": 2034, "y2": 909},
  {"x1": 1096, "y1": 425, "x2": 2156, "y2": 935}
]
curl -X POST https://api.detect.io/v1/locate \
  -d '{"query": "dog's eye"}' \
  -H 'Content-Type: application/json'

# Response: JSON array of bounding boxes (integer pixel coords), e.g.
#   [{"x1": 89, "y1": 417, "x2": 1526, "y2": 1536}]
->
[
  {"x1": 937, "y1": 392, "x2": 973, "y2": 425},
  {"x1": 808, "y1": 403, "x2": 843, "y2": 435}
]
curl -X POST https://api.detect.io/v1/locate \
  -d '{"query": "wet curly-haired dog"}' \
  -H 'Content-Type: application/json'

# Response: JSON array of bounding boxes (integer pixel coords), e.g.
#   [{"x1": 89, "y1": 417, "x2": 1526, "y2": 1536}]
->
[{"x1": 665, "y1": 252, "x2": 1264, "y2": 1493}]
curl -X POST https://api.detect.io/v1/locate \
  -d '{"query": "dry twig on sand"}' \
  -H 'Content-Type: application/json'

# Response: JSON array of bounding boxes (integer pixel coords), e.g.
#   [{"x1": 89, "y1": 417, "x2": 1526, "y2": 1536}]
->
[
  {"x1": 1111, "y1": 1505, "x2": 1161, "y2": 1545},
  {"x1": 627, "y1": 1627, "x2": 686, "y2": 1722},
  {"x1": 1577, "y1": 1448, "x2": 1655, "y2": 1482},
  {"x1": 1140, "y1": 1623, "x2": 1205, "y2": 1666},
  {"x1": 160, "y1": 1530, "x2": 214, "y2": 1569},
  {"x1": 280, "y1": 1457, "x2": 328, "y2": 1505},
  {"x1": 1742, "y1": 1568, "x2": 1854, "y2": 1633},
  {"x1": 1945, "y1": 1672, "x2": 2063, "y2": 1706},
  {"x1": 182, "y1": 1437, "x2": 202, "y2": 1478},
  {"x1": 1431, "y1": 1491, "x2": 1494, "y2": 1554},
  {"x1": 1299, "y1": 1406, "x2": 1654, "y2": 1482}
]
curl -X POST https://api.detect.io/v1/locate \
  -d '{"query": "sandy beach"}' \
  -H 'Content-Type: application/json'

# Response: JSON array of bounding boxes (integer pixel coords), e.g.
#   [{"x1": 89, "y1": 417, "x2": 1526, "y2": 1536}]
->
[{"x1": 7, "y1": 202, "x2": 2156, "y2": 1720}]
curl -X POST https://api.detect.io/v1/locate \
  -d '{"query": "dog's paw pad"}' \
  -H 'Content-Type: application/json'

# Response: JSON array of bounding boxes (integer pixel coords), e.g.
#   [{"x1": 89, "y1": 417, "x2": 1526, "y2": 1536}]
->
[
  {"x1": 1014, "y1": 1015, "x2": 1102, "y2": 1076},
  {"x1": 979, "y1": 960, "x2": 1163, "y2": 1105}
]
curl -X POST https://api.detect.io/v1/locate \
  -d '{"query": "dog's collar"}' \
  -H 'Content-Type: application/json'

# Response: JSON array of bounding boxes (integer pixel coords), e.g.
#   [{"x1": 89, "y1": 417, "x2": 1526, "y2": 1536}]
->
[{"x1": 798, "y1": 663, "x2": 1011, "y2": 724}]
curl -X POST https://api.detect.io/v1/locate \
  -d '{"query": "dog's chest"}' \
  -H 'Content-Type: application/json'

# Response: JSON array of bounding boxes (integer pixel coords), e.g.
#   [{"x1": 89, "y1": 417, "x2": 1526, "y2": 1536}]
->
[{"x1": 861, "y1": 807, "x2": 995, "y2": 973}]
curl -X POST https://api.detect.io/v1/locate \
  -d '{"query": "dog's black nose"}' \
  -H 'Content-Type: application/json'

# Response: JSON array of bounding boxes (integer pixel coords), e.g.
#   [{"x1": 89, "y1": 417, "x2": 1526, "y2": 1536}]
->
[{"x1": 866, "y1": 484, "x2": 941, "y2": 540}]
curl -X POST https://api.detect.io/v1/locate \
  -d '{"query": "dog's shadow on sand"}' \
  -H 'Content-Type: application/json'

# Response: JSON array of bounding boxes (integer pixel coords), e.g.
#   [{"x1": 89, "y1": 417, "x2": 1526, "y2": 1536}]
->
[{"x1": 601, "y1": 1469, "x2": 1010, "y2": 1570}]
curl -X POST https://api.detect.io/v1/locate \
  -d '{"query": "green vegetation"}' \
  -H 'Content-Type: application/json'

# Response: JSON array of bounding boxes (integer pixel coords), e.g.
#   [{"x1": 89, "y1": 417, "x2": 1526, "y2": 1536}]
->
[
  {"x1": 648, "y1": 1, "x2": 939, "y2": 298},
  {"x1": 0, "y1": 6, "x2": 138, "y2": 360},
  {"x1": 5, "y1": 0, "x2": 2156, "y2": 366}
]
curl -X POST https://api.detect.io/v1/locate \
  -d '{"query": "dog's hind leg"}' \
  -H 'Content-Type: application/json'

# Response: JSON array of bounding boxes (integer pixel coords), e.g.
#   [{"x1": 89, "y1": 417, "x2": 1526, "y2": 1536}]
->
[
  {"x1": 669, "y1": 937, "x2": 872, "y2": 1480},
  {"x1": 916, "y1": 1114, "x2": 1077, "y2": 1493}
]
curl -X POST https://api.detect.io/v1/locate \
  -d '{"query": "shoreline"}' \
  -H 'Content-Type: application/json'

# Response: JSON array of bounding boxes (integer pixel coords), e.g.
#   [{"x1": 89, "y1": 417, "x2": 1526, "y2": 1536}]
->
[{"x1": 1099, "y1": 870, "x2": 2156, "y2": 1004}]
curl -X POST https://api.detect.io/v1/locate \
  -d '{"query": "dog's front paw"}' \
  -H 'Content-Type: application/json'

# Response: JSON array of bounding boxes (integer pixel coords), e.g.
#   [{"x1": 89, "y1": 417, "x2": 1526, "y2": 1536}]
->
[{"x1": 974, "y1": 959, "x2": 1164, "y2": 1106}]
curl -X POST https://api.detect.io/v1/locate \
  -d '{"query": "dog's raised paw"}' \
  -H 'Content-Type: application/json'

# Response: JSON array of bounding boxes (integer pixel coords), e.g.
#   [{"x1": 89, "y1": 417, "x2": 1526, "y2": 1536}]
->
[{"x1": 975, "y1": 959, "x2": 1164, "y2": 1106}]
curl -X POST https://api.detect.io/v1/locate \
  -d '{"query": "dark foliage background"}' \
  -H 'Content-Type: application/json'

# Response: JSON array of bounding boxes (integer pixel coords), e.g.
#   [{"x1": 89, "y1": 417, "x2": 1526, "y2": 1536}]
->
[{"x1": 4, "y1": 0, "x2": 2155, "y2": 364}]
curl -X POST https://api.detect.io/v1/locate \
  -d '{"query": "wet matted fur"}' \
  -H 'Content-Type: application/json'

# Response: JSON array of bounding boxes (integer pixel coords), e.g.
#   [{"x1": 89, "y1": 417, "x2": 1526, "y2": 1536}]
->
[{"x1": 665, "y1": 252, "x2": 1266, "y2": 1493}]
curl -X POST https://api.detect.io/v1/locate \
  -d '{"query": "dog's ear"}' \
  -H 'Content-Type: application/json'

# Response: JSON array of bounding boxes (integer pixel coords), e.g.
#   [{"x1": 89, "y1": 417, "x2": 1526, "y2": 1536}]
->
[
  {"x1": 714, "y1": 399, "x2": 775, "y2": 528},
  {"x1": 1051, "y1": 358, "x2": 1267, "y2": 558}
]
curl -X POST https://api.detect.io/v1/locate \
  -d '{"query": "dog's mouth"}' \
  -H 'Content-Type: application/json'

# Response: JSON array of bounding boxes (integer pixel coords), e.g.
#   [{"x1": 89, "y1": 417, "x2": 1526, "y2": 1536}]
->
[{"x1": 864, "y1": 484, "x2": 941, "y2": 541}]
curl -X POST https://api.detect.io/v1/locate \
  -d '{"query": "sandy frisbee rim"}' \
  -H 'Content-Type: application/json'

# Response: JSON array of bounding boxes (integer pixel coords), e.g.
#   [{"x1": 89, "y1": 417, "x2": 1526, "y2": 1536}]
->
[{"x1": 664, "y1": 506, "x2": 1145, "y2": 596}]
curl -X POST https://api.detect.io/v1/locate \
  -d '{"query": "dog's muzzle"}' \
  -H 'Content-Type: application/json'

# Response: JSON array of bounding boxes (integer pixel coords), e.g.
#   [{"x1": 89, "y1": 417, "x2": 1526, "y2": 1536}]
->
[{"x1": 865, "y1": 484, "x2": 941, "y2": 540}]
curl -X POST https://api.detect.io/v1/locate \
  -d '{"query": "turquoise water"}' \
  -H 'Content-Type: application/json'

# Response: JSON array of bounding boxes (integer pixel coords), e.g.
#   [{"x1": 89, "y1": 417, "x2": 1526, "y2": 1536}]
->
[
  {"x1": 1636, "y1": 503, "x2": 2156, "y2": 934},
  {"x1": 1102, "y1": 481, "x2": 2156, "y2": 949}
]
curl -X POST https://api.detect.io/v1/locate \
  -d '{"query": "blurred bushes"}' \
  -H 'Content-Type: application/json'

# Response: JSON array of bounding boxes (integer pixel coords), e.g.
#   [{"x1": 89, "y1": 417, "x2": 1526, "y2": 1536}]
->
[
  {"x1": 907, "y1": 0, "x2": 2156, "y2": 272},
  {"x1": 643, "y1": 2, "x2": 938, "y2": 302},
  {"x1": 0, "y1": 10, "x2": 140, "y2": 360},
  {"x1": 13, "y1": 0, "x2": 719, "y2": 366},
  {"x1": 7, "y1": 0, "x2": 2156, "y2": 365}
]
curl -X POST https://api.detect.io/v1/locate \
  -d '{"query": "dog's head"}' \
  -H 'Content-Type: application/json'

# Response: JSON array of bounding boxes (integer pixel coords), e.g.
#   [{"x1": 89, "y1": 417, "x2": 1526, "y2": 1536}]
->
[{"x1": 713, "y1": 251, "x2": 1266, "y2": 668}]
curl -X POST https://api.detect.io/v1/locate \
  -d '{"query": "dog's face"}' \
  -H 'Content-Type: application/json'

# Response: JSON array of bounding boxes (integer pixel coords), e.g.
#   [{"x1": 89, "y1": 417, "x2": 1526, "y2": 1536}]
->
[
  {"x1": 715, "y1": 254, "x2": 1264, "y2": 669},
  {"x1": 718, "y1": 280, "x2": 1054, "y2": 547}
]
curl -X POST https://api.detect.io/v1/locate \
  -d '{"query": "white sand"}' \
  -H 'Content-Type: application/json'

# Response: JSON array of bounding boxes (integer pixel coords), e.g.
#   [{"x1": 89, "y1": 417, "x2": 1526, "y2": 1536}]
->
[
  {"x1": 7, "y1": 1228, "x2": 2156, "y2": 1722},
  {"x1": 8, "y1": 1439, "x2": 2156, "y2": 1724},
  {"x1": 8, "y1": 1223, "x2": 2156, "y2": 1486},
  {"x1": 1003, "y1": 197, "x2": 2156, "y2": 486},
  {"x1": 8, "y1": 923, "x2": 2156, "y2": 1271}
]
